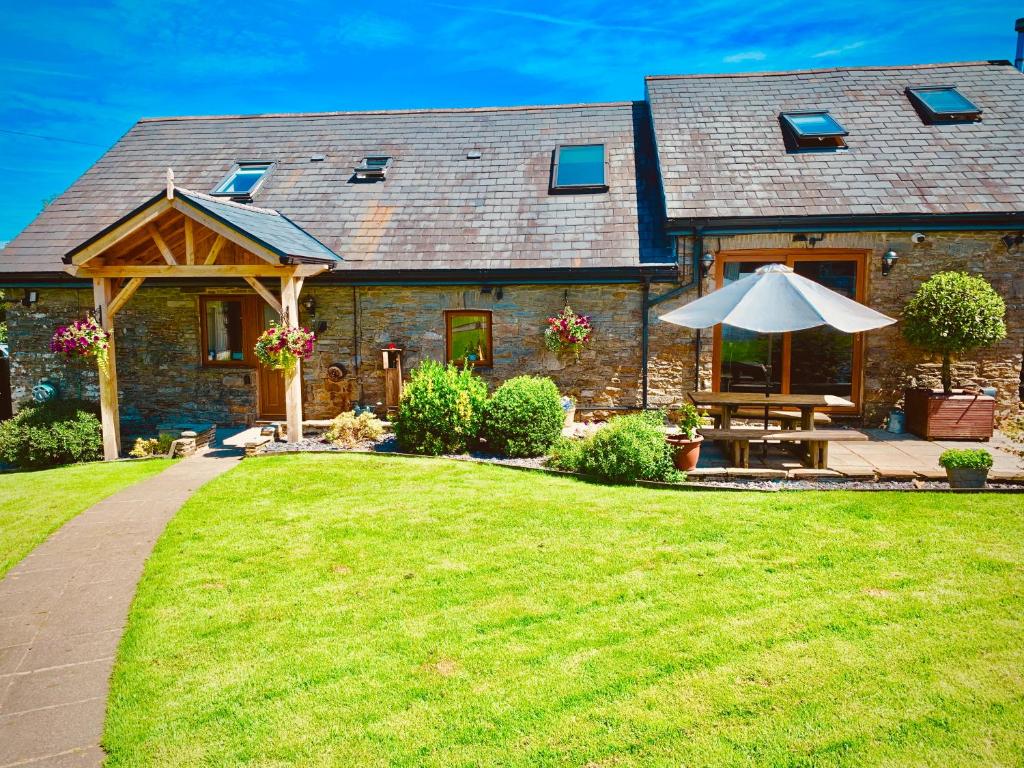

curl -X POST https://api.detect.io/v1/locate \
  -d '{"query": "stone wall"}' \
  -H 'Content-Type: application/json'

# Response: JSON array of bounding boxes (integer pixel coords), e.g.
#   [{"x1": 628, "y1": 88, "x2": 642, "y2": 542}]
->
[
  {"x1": 7, "y1": 231, "x2": 1020, "y2": 435},
  {"x1": 667, "y1": 230, "x2": 1024, "y2": 422}
]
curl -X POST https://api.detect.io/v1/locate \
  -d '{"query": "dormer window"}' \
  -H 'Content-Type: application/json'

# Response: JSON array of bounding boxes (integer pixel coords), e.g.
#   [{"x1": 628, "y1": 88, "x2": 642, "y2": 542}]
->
[
  {"x1": 779, "y1": 111, "x2": 848, "y2": 151},
  {"x1": 551, "y1": 144, "x2": 607, "y2": 192},
  {"x1": 906, "y1": 87, "x2": 981, "y2": 124},
  {"x1": 212, "y1": 162, "x2": 272, "y2": 198},
  {"x1": 354, "y1": 155, "x2": 392, "y2": 180}
]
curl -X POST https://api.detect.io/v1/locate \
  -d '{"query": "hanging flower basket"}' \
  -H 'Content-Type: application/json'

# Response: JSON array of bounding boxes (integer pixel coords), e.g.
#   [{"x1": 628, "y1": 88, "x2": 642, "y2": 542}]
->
[
  {"x1": 50, "y1": 315, "x2": 110, "y2": 375},
  {"x1": 544, "y1": 305, "x2": 593, "y2": 360},
  {"x1": 254, "y1": 322, "x2": 316, "y2": 372}
]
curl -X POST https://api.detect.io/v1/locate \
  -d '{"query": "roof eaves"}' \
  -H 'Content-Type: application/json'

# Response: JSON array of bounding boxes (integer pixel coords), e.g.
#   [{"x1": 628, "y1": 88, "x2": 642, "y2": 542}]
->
[{"x1": 644, "y1": 60, "x2": 1009, "y2": 82}]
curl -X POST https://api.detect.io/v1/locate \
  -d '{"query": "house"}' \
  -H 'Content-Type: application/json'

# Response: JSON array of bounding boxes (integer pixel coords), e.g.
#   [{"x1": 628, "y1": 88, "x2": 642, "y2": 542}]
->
[{"x1": 0, "y1": 60, "x2": 1022, "y2": 457}]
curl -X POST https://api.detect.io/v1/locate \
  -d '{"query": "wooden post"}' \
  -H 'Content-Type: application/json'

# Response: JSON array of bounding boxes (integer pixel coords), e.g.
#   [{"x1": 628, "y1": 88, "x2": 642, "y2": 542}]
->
[
  {"x1": 280, "y1": 275, "x2": 303, "y2": 442},
  {"x1": 93, "y1": 278, "x2": 121, "y2": 460}
]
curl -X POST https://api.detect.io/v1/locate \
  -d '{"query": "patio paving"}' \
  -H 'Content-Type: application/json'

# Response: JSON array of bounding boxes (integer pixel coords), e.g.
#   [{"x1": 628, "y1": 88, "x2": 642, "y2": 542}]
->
[
  {"x1": 694, "y1": 428, "x2": 1024, "y2": 480},
  {"x1": 0, "y1": 429, "x2": 257, "y2": 768}
]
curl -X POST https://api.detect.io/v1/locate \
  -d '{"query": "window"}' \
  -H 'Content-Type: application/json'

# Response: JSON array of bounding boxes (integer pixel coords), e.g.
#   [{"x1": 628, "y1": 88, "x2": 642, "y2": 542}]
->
[
  {"x1": 445, "y1": 310, "x2": 493, "y2": 366},
  {"x1": 779, "y1": 111, "x2": 848, "y2": 151},
  {"x1": 551, "y1": 144, "x2": 607, "y2": 191},
  {"x1": 353, "y1": 155, "x2": 392, "y2": 180},
  {"x1": 201, "y1": 298, "x2": 247, "y2": 364},
  {"x1": 212, "y1": 163, "x2": 272, "y2": 197},
  {"x1": 906, "y1": 87, "x2": 981, "y2": 123}
]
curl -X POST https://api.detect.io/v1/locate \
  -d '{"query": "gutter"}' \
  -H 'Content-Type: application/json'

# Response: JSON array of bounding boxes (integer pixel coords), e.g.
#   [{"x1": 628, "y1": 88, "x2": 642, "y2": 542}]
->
[{"x1": 666, "y1": 211, "x2": 1024, "y2": 236}]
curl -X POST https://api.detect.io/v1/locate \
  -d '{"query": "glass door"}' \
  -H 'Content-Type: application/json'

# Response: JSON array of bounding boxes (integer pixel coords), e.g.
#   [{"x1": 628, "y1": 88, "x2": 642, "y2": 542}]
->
[{"x1": 713, "y1": 251, "x2": 866, "y2": 413}]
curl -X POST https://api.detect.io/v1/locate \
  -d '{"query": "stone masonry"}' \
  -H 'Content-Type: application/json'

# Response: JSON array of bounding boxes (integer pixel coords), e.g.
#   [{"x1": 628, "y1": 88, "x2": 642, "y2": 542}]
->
[{"x1": 7, "y1": 229, "x2": 1021, "y2": 433}]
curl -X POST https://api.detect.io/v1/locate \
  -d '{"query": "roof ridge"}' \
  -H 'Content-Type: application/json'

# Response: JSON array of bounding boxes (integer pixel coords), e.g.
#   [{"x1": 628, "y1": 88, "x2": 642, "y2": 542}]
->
[
  {"x1": 139, "y1": 101, "x2": 638, "y2": 123},
  {"x1": 645, "y1": 60, "x2": 1009, "y2": 81},
  {"x1": 175, "y1": 187, "x2": 280, "y2": 216}
]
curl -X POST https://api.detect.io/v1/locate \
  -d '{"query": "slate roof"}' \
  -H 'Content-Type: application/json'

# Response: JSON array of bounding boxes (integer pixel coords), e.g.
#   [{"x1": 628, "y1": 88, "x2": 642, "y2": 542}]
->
[
  {"x1": 1, "y1": 102, "x2": 670, "y2": 275},
  {"x1": 645, "y1": 61, "x2": 1024, "y2": 222}
]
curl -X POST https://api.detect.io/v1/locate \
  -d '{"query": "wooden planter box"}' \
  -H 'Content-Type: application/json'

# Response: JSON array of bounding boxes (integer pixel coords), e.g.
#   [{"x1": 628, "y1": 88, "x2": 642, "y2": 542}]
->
[{"x1": 903, "y1": 388, "x2": 994, "y2": 441}]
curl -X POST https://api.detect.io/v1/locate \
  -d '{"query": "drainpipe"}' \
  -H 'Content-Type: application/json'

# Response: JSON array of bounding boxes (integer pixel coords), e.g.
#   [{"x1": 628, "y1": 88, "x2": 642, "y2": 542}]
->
[
  {"x1": 1016, "y1": 18, "x2": 1024, "y2": 73},
  {"x1": 693, "y1": 231, "x2": 705, "y2": 392},
  {"x1": 641, "y1": 278, "x2": 650, "y2": 408}
]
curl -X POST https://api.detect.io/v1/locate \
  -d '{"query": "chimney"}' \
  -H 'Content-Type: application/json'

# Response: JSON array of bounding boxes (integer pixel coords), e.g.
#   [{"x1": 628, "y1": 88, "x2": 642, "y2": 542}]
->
[{"x1": 1016, "y1": 18, "x2": 1024, "y2": 73}]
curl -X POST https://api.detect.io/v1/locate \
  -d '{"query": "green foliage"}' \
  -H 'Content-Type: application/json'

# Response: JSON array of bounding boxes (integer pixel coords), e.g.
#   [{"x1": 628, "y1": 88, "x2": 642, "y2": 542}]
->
[
  {"x1": 481, "y1": 376, "x2": 565, "y2": 457},
  {"x1": 0, "y1": 399, "x2": 102, "y2": 469},
  {"x1": 129, "y1": 434, "x2": 175, "y2": 459},
  {"x1": 938, "y1": 448, "x2": 993, "y2": 471},
  {"x1": 901, "y1": 272, "x2": 1006, "y2": 392},
  {"x1": 324, "y1": 410, "x2": 386, "y2": 448},
  {"x1": 0, "y1": 288, "x2": 7, "y2": 344},
  {"x1": 393, "y1": 360, "x2": 488, "y2": 455},
  {"x1": 550, "y1": 413, "x2": 679, "y2": 484},
  {"x1": 669, "y1": 402, "x2": 705, "y2": 439}
]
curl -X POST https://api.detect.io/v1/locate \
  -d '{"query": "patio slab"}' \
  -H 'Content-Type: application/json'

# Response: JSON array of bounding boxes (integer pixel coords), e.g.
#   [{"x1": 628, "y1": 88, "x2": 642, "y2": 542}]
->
[{"x1": 0, "y1": 431, "x2": 249, "y2": 768}]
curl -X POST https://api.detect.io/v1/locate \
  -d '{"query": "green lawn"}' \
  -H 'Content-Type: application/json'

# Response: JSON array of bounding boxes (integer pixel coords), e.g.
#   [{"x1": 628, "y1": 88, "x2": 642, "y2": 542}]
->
[
  {"x1": 0, "y1": 458, "x2": 174, "y2": 577},
  {"x1": 106, "y1": 454, "x2": 1024, "y2": 767}
]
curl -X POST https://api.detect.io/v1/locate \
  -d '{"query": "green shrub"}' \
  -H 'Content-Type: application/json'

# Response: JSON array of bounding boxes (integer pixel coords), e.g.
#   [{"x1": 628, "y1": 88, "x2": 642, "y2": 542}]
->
[
  {"x1": 938, "y1": 448, "x2": 993, "y2": 471},
  {"x1": 481, "y1": 376, "x2": 565, "y2": 457},
  {"x1": 668, "y1": 403, "x2": 705, "y2": 439},
  {"x1": 901, "y1": 272, "x2": 1006, "y2": 393},
  {"x1": 558, "y1": 413, "x2": 679, "y2": 484},
  {"x1": 547, "y1": 435, "x2": 588, "y2": 472},
  {"x1": 393, "y1": 360, "x2": 488, "y2": 455},
  {"x1": 324, "y1": 410, "x2": 386, "y2": 448},
  {"x1": 0, "y1": 399, "x2": 102, "y2": 469}
]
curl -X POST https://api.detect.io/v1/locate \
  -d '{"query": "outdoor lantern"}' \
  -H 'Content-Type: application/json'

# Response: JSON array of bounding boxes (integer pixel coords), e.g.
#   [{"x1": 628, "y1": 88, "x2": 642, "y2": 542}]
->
[
  {"x1": 881, "y1": 250, "x2": 899, "y2": 276},
  {"x1": 302, "y1": 295, "x2": 317, "y2": 317},
  {"x1": 700, "y1": 251, "x2": 716, "y2": 277},
  {"x1": 21, "y1": 289, "x2": 38, "y2": 307}
]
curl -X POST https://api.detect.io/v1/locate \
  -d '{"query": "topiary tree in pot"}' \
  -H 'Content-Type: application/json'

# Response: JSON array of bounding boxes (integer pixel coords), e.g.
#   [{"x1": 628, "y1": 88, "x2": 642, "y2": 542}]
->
[{"x1": 900, "y1": 271, "x2": 1006, "y2": 439}]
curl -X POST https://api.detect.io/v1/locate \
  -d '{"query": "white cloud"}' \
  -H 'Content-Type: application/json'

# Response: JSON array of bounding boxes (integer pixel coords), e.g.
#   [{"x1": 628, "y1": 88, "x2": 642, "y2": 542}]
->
[
  {"x1": 723, "y1": 50, "x2": 767, "y2": 63},
  {"x1": 811, "y1": 40, "x2": 866, "y2": 58}
]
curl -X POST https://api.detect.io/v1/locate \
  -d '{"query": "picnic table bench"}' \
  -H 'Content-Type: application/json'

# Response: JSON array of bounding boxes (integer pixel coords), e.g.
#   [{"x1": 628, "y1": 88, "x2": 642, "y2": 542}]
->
[{"x1": 699, "y1": 428, "x2": 868, "y2": 469}]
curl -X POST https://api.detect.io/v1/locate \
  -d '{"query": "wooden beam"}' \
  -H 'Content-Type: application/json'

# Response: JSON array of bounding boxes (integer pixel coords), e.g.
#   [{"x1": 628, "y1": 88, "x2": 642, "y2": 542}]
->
[
  {"x1": 147, "y1": 224, "x2": 177, "y2": 265},
  {"x1": 92, "y1": 278, "x2": 121, "y2": 460},
  {"x1": 203, "y1": 234, "x2": 225, "y2": 265},
  {"x1": 281, "y1": 275, "x2": 303, "y2": 443},
  {"x1": 170, "y1": 198, "x2": 281, "y2": 266},
  {"x1": 66, "y1": 265, "x2": 300, "y2": 278},
  {"x1": 107, "y1": 277, "x2": 145, "y2": 317},
  {"x1": 243, "y1": 277, "x2": 283, "y2": 315},
  {"x1": 70, "y1": 198, "x2": 173, "y2": 265},
  {"x1": 184, "y1": 218, "x2": 195, "y2": 265},
  {"x1": 293, "y1": 276, "x2": 305, "y2": 299}
]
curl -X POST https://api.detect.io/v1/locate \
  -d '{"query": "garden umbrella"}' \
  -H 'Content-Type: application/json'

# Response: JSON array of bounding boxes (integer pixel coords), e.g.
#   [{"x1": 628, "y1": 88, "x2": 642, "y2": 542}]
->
[{"x1": 659, "y1": 263, "x2": 896, "y2": 453}]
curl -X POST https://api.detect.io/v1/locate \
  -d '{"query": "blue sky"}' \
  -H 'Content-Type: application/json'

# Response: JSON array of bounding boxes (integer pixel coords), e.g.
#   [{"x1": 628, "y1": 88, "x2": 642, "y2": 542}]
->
[{"x1": 1, "y1": 0, "x2": 1020, "y2": 242}]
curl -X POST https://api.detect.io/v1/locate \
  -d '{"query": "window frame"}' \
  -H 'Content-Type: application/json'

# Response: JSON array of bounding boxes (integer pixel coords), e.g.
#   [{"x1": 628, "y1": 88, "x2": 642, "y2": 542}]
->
[
  {"x1": 779, "y1": 111, "x2": 848, "y2": 152},
  {"x1": 550, "y1": 143, "x2": 608, "y2": 193},
  {"x1": 211, "y1": 161, "x2": 274, "y2": 198},
  {"x1": 198, "y1": 295, "x2": 262, "y2": 368},
  {"x1": 905, "y1": 86, "x2": 982, "y2": 124},
  {"x1": 444, "y1": 309, "x2": 494, "y2": 368}
]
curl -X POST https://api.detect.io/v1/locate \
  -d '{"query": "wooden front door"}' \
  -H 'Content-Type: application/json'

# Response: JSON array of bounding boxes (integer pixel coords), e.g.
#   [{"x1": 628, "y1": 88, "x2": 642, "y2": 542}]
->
[{"x1": 257, "y1": 303, "x2": 286, "y2": 420}]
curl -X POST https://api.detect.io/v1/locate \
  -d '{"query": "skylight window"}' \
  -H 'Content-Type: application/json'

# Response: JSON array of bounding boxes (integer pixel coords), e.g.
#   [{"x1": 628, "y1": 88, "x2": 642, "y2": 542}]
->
[
  {"x1": 212, "y1": 162, "x2": 272, "y2": 197},
  {"x1": 779, "y1": 111, "x2": 848, "y2": 151},
  {"x1": 353, "y1": 155, "x2": 392, "y2": 180},
  {"x1": 551, "y1": 144, "x2": 607, "y2": 192},
  {"x1": 906, "y1": 87, "x2": 981, "y2": 123}
]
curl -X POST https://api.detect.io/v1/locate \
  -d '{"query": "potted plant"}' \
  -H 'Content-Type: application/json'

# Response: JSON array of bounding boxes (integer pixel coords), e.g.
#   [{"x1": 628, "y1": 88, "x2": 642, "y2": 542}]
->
[
  {"x1": 666, "y1": 402, "x2": 705, "y2": 471},
  {"x1": 900, "y1": 272, "x2": 1006, "y2": 440},
  {"x1": 254, "y1": 322, "x2": 316, "y2": 372},
  {"x1": 544, "y1": 305, "x2": 593, "y2": 360},
  {"x1": 50, "y1": 315, "x2": 110, "y2": 375},
  {"x1": 938, "y1": 448, "x2": 993, "y2": 489}
]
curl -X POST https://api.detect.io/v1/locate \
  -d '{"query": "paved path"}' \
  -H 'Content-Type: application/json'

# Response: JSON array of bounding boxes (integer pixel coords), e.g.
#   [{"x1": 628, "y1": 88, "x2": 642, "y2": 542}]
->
[{"x1": 0, "y1": 440, "x2": 246, "y2": 767}]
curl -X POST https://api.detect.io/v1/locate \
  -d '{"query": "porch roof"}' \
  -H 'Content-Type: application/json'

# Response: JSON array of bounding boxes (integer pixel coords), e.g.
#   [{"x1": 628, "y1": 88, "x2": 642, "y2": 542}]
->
[{"x1": 64, "y1": 186, "x2": 341, "y2": 266}]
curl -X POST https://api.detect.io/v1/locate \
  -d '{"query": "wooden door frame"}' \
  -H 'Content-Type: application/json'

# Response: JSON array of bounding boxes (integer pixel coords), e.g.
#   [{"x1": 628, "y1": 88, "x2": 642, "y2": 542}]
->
[{"x1": 711, "y1": 249, "x2": 868, "y2": 415}]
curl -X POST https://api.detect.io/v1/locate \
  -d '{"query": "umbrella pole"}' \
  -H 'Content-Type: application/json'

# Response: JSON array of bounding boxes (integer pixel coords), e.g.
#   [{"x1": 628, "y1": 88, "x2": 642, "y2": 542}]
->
[{"x1": 763, "y1": 334, "x2": 772, "y2": 461}]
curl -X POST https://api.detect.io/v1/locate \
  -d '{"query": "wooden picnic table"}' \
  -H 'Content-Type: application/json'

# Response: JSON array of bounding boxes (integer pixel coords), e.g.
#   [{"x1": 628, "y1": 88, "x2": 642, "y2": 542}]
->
[{"x1": 688, "y1": 392, "x2": 854, "y2": 430}]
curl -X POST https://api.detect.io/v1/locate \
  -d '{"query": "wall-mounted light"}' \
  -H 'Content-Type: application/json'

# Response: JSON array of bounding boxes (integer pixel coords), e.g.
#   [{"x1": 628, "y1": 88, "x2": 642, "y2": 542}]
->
[
  {"x1": 881, "y1": 250, "x2": 899, "y2": 277},
  {"x1": 302, "y1": 295, "x2": 316, "y2": 317},
  {"x1": 700, "y1": 251, "x2": 716, "y2": 277},
  {"x1": 1001, "y1": 233, "x2": 1023, "y2": 251},
  {"x1": 21, "y1": 289, "x2": 38, "y2": 307}
]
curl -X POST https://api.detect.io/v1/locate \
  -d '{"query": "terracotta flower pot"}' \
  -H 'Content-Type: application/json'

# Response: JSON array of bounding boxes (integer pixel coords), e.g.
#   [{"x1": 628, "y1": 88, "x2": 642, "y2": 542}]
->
[
  {"x1": 668, "y1": 434, "x2": 704, "y2": 472},
  {"x1": 945, "y1": 467, "x2": 989, "y2": 489}
]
